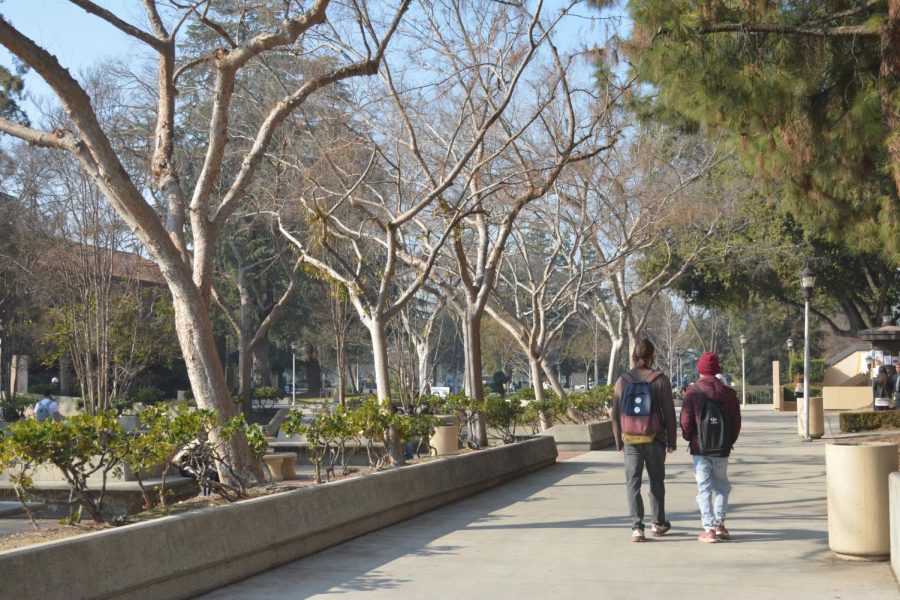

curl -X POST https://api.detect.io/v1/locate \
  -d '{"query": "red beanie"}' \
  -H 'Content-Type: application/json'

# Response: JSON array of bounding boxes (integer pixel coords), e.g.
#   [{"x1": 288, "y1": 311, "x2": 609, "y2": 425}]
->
[{"x1": 697, "y1": 352, "x2": 721, "y2": 376}]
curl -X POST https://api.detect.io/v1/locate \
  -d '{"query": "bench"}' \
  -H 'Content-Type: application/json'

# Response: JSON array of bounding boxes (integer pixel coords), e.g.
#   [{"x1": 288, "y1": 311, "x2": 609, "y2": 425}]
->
[{"x1": 262, "y1": 452, "x2": 298, "y2": 482}]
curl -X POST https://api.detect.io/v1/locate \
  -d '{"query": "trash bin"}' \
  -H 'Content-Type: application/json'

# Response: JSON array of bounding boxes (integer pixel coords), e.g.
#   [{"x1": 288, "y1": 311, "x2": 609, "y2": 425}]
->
[
  {"x1": 431, "y1": 415, "x2": 459, "y2": 455},
  {"x1": 826, "y1": 442, "x2": 899, "y2": 560},
  {"x1": 796, "y1": 396, "x2": 824, "y2": 439}
]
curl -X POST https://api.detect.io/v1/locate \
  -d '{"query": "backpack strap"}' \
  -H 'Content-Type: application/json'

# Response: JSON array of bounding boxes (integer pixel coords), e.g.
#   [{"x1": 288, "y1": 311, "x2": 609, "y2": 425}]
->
[
  {"x1": 621, "y1": 372, "x2": 635, "y2": 385},
  {"x1": 645, "y1": 370, "x2": 663, "y2": 384}
]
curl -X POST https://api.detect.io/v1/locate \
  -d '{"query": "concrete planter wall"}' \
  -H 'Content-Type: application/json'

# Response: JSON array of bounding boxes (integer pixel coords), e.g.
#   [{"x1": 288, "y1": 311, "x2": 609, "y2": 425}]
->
[
  {"x1": 0, "y1": 436, "x2": 557, "y2": 600},
  {"x1": 826, "y1": 441, "x2": 899, "y2": 560},
  {"x1": 536, "y1": 421, "x2": 613, "y2": 451}
]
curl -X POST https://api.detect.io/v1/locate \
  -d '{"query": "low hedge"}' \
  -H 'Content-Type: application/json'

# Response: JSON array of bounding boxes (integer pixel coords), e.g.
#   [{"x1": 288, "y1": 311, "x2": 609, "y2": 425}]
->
[{"x1": 839, "y1": 410, "x2": 900, "y2": 433}]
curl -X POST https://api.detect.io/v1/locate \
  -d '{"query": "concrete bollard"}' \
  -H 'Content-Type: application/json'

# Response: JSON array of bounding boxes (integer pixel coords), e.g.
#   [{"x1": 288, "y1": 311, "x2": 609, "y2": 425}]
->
[
  {"x1": 431, "y1": 415, "x2": 459, "y2": 455},
  {"x1": 826, "y1": 442, "x2": 898, "y2": 560},
  {"x1": 797, "y1": 396, "x2": 824, "y2": 439}
]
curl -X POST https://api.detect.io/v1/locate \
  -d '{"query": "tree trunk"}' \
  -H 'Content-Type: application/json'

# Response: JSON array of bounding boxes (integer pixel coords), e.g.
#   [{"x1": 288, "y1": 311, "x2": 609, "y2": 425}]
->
[
  {"x1": 415, "y1": 338, "x2": 431, "y2": 397},
  {"x1": 366, "y1": 318, "x2": 404, "y2": 465},
  {"x1": 529, "y1": 357, "x2": 551, "y2": 430},
  {"x1": 607, "y1": 336, "x2": 624, "y2": 386},
  {"x1": 335, "y1": 332, "x2": 347, "y2": 407},
  {"x1": 463, "y1": 310, "x2": 488, "y2": 447},
  {"x1": 170, "y1": 289, "x2": 262, "y2": 484},
  {"x1": 252, "y1": 339, "x2": 272, "y2": 387},
  {"x1": 542, "y1": 358, "x2": 567, "y2": 400},
  {"x1": 238, "y1": 332, "x2": 253, "y2": 418}
]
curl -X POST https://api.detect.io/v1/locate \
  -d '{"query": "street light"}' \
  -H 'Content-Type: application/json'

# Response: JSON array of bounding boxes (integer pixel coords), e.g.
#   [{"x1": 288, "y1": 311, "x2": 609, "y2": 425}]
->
[
  {"x1": 786, "y1": 338, "x2": 794, "y2": 382},
  {"x1": 675, "y1": 352, "x2": 682, "y2": 388},
  {"x1": 801, "y1": 266, "x2": 816, "y2": 442},
  {"x1": 290, "y1": 342, "x2": 297, "y2": 407},
  {"x1": 739, "y1": 334, "x2": 747, "y2": 406}
]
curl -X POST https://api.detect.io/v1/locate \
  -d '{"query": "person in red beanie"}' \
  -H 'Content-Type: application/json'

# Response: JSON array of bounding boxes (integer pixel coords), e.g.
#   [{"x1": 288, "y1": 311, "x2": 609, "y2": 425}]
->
[{"x1": 681, "y1": 352, "x2": 741, "y2": 543}]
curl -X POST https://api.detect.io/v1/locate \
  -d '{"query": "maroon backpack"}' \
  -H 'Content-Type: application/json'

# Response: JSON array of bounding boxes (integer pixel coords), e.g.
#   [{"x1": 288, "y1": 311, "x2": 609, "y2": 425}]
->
[{"x1": 620, "y1": 370, "x2": 664, "y2": 444}]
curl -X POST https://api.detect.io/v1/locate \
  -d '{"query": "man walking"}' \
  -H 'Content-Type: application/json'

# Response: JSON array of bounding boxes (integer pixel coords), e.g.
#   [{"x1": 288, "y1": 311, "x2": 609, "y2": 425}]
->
[
  {"x1": 611, "y1": 338, "x2": 677, "y2": 542},
  {"x1": 34, "y1": 392, "x2": 63, "y2": 423},
  {"x1": 681, "y1": 352, "x2": 742, "y2": 543}
]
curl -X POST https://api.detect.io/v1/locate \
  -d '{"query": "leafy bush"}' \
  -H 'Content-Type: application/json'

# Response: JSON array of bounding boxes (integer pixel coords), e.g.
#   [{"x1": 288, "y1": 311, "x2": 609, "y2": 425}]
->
[
  {"x1": 520, "y1": 390, "x2": 566, "y2": 434},
  {"x1": 789, "y1": 359, "x2": 826, "y2": 383},
  {"x1": 839, "y1": 410, "x2": 900, "y2": 433},
  {"x1": 0, "y1": 395, "x2": 32, "y2": 421},
  {"x1": 348, "y1": 398, "x2": 396, "y2": 469},
  {"x1": 28, "y1": 383, "x2": 56, "y2": 396},
  {"x1": 0, "y1": 404, "x2": 268, "y2": 520},
  {"x1": 568, "y1": 385, "x2": 612, "y2": 423},
  {"x1": 404, "y1": 413, "x2": 439, "y2": 456},
  {"x1": 253, "y1": 386, "x2": 281, "y2": 400},
  {"x1": 130, "y1": 386, "x2": 166, "y2": 407},
  {"x1": 283, "y1": 406, "x2": 360, "y2": 482},
  {"x1": 0, "y1": 412, "x2": 128, "y2": 524},
  {"x1": 483, "y1": 393, "x2": 524, "y2": 444}
]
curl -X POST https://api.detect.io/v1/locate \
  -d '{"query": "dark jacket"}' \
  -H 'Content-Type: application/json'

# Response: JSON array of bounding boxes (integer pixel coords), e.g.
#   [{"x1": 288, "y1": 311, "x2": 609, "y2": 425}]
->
[
  {"x1": 611, "y1": 367, "x2": 677, "y2": 452},
  {"x1": 681, "y1": 376, "x2": 742, "y2": 456}
]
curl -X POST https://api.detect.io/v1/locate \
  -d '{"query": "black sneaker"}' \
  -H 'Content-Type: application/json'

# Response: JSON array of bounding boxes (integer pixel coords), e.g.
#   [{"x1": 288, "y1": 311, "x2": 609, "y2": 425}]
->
[
  {"x1": 651, "y1": 521, "x2": 671, "y2": 536},
  {"x1": 631, "y1": 528, "x2": 646, "y2": 542}
]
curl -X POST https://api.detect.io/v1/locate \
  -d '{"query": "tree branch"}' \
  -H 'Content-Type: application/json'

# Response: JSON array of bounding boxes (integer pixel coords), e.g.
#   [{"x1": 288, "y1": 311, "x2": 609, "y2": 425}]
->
[{"x1": 699, "y1": 22, "x2": 879, "y2": 38}]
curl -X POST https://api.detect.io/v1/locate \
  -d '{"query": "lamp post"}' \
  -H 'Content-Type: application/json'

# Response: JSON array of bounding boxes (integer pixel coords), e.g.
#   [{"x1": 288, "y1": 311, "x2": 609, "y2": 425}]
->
[
  {"x1": 786, "y1": 337, "x2": 794, "y2": 384},
  {"x1": 801, "y1": 266, "x2": 816, "y2": 442},
  {"x1": 739, "y1": 334, "x2": 747, "y2": 406},
  {"x1": 290, "y1": 342, "x2": 297, "y2": 407},
  {"x1": 675, "y1": 352, "x2": 682, "y2": 389}
]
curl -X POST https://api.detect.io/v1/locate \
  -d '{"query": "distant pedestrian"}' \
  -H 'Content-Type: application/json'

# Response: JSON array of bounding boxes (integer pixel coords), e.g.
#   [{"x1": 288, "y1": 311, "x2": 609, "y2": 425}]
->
[
  {"x1": 873, "y1": 365, "x2": 892, "y2": 411},
  {"x1": 792, "y1": 368, "x2": 803, "y2": 399},
  {"x1": 33, "y1": 393, "x2": 63, "y2": 423},
  {"x1": 611, "y1": 338, "x2": 677, "y2": 542},
  {"x1": 681, "y1": 352, "x2": 741, "y2": 543}
]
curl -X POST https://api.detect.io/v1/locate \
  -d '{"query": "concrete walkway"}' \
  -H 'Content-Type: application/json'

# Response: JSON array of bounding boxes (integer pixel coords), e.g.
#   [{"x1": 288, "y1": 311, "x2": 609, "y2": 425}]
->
[{"x1": 199, "y1": 406, "x2": 899, "y2": 599}]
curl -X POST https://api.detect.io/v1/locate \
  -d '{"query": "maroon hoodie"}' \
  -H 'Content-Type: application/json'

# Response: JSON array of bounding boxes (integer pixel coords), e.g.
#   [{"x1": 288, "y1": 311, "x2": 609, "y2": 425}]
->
[{"x1": 680, "y1": 376, "x2": 741, "y2": 456}]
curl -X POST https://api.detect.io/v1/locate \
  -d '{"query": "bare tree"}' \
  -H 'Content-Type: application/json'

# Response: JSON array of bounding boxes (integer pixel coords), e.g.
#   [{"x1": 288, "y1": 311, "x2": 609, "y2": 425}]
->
[
  {"x1": 485, "y1": 194, "x2": 595, "y2": 429},
  {"x1": 0, "y1": 1, "x2": 410, "y2": 482},
  {"x1": 577, "y1": 128, "x2": 724, "y2": 383},
  {"x1": 406, "y1": 0, "x2": 620, "y2": 445}
]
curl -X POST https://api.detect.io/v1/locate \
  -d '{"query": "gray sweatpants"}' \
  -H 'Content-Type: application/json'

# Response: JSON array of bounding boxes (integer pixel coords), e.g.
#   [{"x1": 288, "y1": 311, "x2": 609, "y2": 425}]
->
[{"x1": 623, "y1": 440, "x2": 667, "y2": 529}]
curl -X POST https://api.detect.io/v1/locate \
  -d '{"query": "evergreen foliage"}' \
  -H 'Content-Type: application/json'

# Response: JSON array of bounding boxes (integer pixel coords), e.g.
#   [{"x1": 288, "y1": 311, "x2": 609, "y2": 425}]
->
[{"x1": 620, "y1": 1, "x2": 900, "y2": 262}]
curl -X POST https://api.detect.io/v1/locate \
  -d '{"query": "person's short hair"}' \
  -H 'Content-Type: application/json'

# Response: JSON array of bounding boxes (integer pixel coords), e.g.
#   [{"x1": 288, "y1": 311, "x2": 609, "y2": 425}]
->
[{"x1": 632, "y1": 338, "x2": 655, "y2": 368}]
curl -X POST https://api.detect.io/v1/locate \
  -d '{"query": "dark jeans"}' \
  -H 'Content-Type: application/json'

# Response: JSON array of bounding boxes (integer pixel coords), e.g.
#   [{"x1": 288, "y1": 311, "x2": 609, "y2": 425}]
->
[{"x1": 623, "y1": 440, "x2": 667, "y2": 530}]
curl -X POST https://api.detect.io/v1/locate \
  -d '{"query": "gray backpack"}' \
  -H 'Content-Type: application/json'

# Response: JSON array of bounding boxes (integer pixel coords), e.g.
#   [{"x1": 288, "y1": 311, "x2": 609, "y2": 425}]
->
[{"x1": 34, "y1": 399, "x2": 52, "y2": 422}]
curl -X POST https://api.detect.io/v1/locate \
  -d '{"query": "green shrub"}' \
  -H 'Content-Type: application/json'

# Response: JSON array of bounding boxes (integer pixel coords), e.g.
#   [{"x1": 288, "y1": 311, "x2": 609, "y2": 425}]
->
[
  {"x1": 0, "y1": 396, "x2": 32, "y2": 421},
  {"x1": 568, "y1": 385, "x2": 612, "y2": 423},
  {"x1": 520, "y1": 390, "x2": 566, "y2": 434},
  {"x1": 483, "y1": 393, "x2": 525, "y2": 444},
  {"x1": 789, "y1": 359, "x2": 826, "y2": 383},
  {"x1": 28, "y1": 383, "x2": 56, "y2": 396},
  {"x1": 253, "y1": 386, "x2": 281, "y2": 400},
  {"x1": 130, "y1": 386, "x2": 166, "y2": 407},
  {"x1": 839, "y1": 410, "x2": 900, "y2": 433},
  {"x1": 0, "y1": 412, "x2": 127, "y2": 524}
]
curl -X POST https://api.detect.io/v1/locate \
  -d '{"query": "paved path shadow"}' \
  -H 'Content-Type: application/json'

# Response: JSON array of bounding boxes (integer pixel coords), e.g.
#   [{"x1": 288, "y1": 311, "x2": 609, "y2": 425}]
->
[{"x1": 198, "y1": 406, "x2": 899, "y2": 599}]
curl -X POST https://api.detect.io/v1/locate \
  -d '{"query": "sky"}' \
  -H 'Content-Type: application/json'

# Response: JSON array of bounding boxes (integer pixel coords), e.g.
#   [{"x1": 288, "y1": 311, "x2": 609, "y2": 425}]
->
[{"x1": 1, "y1": 0, "x2": 149, "y2": 119}]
